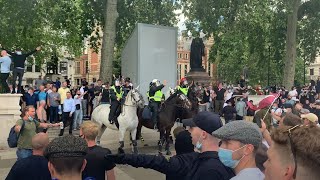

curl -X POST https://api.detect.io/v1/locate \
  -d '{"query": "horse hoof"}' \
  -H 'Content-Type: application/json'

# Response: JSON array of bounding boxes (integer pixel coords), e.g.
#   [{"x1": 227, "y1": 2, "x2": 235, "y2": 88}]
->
[
  {"x1": 166, "y1": 151, "x2": 172, "y2": 156},
  {"x1": 133, "y1": 147, "x2": 139, "y2": 154},
  {"x1": 118, "y1": 148, "x2": 125, "y2": 154}
]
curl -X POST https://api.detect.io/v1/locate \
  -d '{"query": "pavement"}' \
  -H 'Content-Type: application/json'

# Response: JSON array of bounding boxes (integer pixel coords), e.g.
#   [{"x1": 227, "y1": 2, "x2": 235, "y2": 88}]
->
[{"x1": 0, "y1": 125, "x2": 169, "y2": 180}]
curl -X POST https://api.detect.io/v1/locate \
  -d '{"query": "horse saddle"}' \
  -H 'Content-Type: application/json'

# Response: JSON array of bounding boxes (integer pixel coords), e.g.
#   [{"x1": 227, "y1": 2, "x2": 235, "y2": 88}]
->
[{"x1": 142, "y1": 106, "x2": 153, "y2": 120}]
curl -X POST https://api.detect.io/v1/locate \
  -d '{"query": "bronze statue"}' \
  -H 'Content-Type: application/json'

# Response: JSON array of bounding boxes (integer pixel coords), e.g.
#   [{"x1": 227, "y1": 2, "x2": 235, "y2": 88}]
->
[{"x1": 190, "y1": 37, "x2": 205, "y2": 72}]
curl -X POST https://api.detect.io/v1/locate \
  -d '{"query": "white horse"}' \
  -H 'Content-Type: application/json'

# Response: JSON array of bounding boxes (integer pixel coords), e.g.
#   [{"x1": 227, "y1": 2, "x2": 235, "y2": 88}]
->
[{"x1": 91, "y1": 88, "x2": 145, "y2": 153}]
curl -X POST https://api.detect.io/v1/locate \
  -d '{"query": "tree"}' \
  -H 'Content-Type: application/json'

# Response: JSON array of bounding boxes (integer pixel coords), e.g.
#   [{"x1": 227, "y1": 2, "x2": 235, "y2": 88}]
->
[
  {"x1": 282, "y1": 0, "x2": 301, "y2": 89},
  {"x1": 100, "y1": 0, "x2": 119, "y2": 83},
  {"x1": 180, "y1": 0, "x2": 320, "y2": 87},
  {"x1": 0, "y1": 0, "x2": 84, "y2": 68},
  {"x1": 79, "y1": 0, "x2": 178, "y2": 82}
]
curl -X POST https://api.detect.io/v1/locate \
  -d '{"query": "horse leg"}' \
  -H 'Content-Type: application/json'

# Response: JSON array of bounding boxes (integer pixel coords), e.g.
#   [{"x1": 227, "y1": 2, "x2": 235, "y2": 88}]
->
[
  {"x1": 97, "y1": 124, "x2": 107, "y2": 145},
  {"x1": 158, "y1": 130, "x2": 165, "y2": 153},
  {"x1": 165, "y1": 129, "x2": 172, "y2": 155},
  {"x1": 130, "y1": 128, "x2": 138, "y2": 154},
  {"x1": 118, "y1": 127, "x2": 125, "y2": 154}
]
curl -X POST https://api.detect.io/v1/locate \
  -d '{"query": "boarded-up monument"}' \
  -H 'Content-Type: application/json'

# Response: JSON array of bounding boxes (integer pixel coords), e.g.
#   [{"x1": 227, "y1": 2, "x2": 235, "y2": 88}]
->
[{"x1": 121, "y1": 23, "x2": 178, "y2": 103}]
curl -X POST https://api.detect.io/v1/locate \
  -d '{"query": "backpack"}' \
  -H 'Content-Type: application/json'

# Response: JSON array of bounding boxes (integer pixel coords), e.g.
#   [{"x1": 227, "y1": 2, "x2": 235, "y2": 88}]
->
[{"x1": 7, "y1": 120, "x2": 26, "y2": 148}]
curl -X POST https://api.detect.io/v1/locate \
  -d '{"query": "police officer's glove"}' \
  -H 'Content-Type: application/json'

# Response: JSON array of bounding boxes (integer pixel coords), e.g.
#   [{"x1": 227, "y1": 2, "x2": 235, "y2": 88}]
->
[{"x1": 105, "y1": 154, "x2": 126, "y2": 164}]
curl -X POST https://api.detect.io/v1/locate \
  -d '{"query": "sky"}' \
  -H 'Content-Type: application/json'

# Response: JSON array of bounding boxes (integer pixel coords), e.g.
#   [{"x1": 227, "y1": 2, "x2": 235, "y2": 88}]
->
[{"x1": 175, "y1": 9, "x2": 187, "y2": 32}]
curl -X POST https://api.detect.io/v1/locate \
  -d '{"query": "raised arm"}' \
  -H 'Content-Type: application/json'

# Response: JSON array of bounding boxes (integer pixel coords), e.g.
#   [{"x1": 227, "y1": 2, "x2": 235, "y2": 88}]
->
[
  {"x1": 106, "y1": 153, "x2": 193, "y2": 175},
  {"x1": 0, "y1": 44, "x2": 14, "y2": 55}
]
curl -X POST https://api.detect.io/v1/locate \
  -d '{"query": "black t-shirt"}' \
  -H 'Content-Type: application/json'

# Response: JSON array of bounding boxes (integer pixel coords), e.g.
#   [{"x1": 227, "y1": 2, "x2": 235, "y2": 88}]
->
[
  {"x1": 202, "y1": 90, "x2": 210, "y2": 103},
  {"x1": 214, "y1": 88, "x2": 226, "y2": 101},
  {"x1": 6, "y1": 155, "x2": 51, "y2": 180},
  {"x1": 101, "y1": 88, "x2": 110, "y2": 103},
  {"x1": 222, "y1": 105, "x2": 237, "y2": 120},
  {"x1": 82, "y1": 145, "x2": 115, "y2": 180}
]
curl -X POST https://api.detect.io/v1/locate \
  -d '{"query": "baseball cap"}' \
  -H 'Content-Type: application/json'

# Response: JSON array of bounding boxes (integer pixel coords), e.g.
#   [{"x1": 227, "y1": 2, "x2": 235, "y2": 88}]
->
[
  {"x1": 301, "y1": 113, "x2": 318, "y2": 123},
  {"x1": 283, "y1": 103, "x2": 293, "y2": 109},
  {"x1": 212, "y1": 120, "x2": 262, "y2": 147},
  {"x1": 182, "y1": 112, "x2": 223, "y2": 134}
]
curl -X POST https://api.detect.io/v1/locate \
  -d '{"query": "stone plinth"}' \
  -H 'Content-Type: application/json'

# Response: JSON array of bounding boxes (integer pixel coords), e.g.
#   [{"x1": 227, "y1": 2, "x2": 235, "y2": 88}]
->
[
  {"x1": 0, "y1": 94, "x2": 22, "y2": 149},
  {"x1": 186, "y1": 70, "x2": 212, "y2": 86}
]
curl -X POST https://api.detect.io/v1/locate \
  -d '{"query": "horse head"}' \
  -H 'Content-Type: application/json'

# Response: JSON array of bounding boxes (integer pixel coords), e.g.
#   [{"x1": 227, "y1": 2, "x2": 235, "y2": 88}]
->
[
  {"x1": 176, "y1": 93, "x2": 192, "y2": 110},
  {"x1": 128, "y1": 88, "x2": 145, "y2": 108}
]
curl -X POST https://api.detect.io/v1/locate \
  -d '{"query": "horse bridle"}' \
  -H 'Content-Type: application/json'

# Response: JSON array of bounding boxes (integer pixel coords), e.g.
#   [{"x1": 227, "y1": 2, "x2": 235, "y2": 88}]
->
[
  {"x1": 163, "y1": 93, "x2": 190, "y2": 109},
  {"x1": 124, "y1": 90, "x2": 143, "y2": 107}
]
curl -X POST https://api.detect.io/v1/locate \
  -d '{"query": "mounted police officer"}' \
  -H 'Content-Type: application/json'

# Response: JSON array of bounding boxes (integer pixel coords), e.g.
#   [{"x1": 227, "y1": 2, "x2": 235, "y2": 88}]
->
[
  {"x1": 177, "y1": 77, "x2": 189, "y2": 96},
  {"x1": 148, "y1": 79, "x2": 166, "y2": 129},
  {"x1": 108, "y1": 79, "x2": 124, "y2": 124},
  {"x1": 122, "y1": 77, "x2": 133, "y2": 102}
]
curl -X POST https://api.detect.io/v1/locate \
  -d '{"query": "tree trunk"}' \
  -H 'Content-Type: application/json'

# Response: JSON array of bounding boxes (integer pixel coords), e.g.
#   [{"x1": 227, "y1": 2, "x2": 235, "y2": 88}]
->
[
  {"x1": 100, "y1": 0, "x2": 118, "y2": 83},
  {"x1": 282, "y1": 0, "x2": 300, "y2": 89}
]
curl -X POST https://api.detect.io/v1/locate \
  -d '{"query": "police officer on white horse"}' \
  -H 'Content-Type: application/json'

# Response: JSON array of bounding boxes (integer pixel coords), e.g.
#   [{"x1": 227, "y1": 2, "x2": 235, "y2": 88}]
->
[
  {"x1": 148, "y1": 79, "x2": 166, "y2": 129},
  {"x1": 108, "y1": 79, "x2": 124, "y2": 125}
]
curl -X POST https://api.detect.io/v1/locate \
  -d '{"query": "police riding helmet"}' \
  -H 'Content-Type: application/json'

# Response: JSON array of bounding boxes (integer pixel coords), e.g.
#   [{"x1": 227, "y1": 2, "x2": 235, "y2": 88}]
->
[
  {"x1": 180, "y1": 77, "x2": 188, "y2": 86},
  {"x1": 115, "y1": 79, "x2": 121, "y2": 86},
  {"x1": 152, "y1": 79, "x2": 161, "y2": 86}
]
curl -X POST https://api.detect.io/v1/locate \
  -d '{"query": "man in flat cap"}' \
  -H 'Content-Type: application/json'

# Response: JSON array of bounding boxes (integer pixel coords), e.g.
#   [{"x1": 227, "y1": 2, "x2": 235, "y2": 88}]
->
[
  {"x1": 44, "y1": 135, "x2": 88, "y2": 180},
  {"x1": 212, "y1": 120, "x2": 264, "y2": 180}
]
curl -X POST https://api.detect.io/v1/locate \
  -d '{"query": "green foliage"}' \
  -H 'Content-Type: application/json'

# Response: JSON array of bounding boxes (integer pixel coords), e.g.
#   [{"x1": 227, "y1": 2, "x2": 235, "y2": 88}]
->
[
  {"x1": 79, "y1": 0, "x2": 179, "y2": 75},
  {"x1": 180, "y1": 0, "x2": 320, "y2": 86},
  {"x1": 0, "y1": 0, "x2": 84, "y2": 68}
]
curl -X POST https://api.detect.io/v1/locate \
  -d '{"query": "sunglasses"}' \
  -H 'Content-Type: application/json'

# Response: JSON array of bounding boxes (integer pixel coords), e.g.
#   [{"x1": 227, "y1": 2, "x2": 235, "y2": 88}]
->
[{"x1": 286, "y1": 125, "x2": 301, "y2": 179}]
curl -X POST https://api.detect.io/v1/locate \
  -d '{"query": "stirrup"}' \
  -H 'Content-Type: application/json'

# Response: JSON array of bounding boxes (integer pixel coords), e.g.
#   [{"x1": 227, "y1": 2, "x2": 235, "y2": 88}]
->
[{"x1": 109, "y1": 120, "x2": 114, "y2": 124}]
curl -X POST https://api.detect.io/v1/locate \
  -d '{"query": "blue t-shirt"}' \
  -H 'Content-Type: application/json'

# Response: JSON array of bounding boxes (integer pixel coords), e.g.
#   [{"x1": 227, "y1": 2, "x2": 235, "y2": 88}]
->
[
  {"x1": 0, "y1": 56, "x2": 11, "y2": 73},
  {"x1": 6, "y1": 155, "x2": 51, "y2": 180},
  {"x1": 38, "y1": 91, "x2": 47, "y2": 101}
]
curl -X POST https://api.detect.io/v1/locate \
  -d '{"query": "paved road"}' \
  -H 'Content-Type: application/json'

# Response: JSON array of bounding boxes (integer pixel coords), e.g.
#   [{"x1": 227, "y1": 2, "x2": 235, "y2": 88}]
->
[{"x1": 0, "y1": 125, "x2": 171, "y2": 180}]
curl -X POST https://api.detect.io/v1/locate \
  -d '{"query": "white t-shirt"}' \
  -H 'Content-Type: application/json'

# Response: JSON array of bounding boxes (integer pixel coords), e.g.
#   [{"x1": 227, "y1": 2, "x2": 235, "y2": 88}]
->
[
  {"x1": 288, "y1": 90, "x2": 298, "y2": 100},
  {"x1": 74, "y1": 95, "x2": 82, "y2": 107},
  {"x1": 271, "y1": 108, "x2": 282, "y2": 124}
]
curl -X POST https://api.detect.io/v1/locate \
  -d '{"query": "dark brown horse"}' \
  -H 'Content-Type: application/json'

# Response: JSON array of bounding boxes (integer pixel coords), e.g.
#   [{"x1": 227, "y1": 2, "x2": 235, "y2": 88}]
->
[{"x1": 137, "y1": 92, "x2": 191, "y2": 155}]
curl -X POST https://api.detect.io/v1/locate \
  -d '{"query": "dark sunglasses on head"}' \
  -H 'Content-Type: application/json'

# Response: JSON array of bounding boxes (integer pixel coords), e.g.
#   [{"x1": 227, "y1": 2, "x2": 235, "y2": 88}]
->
[{"x1": 286, "y1": 125, "x2": 301, "y2": 179}]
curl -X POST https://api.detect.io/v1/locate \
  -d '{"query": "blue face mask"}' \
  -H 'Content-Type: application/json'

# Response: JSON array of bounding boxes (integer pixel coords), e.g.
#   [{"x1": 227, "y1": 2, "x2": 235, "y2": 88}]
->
[
  {"x1": 218, "y1": 145, "x2": 246, "y2": 168},
  {"x1": 195, "y1": 137, "x2": 202, "y2": 151},
  {"x1": 28, "y1": 115, "x2": 33, "y2": 121}
]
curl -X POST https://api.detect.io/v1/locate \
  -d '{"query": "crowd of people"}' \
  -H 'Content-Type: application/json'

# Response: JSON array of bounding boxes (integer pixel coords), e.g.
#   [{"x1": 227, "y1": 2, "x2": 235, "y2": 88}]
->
[{"x1": 2, "y1": 74, "x2": 319, "y2": 180}]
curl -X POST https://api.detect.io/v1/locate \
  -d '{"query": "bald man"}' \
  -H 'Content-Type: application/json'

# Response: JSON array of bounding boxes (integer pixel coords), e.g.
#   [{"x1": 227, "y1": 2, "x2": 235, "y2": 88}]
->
[
  {"x1": 0, "y1": 50, "x2": 11, "y2": 93},
  {"x1": 6, "y1": 133, "x2": 51, "y2": 180}
]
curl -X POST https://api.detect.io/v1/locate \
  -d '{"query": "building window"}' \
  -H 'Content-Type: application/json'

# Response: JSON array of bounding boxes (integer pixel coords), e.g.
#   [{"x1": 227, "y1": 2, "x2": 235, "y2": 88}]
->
[
  {"x1": 208, "y1": 63, "x2": 211, "y2": 76},
  {"x1": 184, "y1": 64, "x2": 188, "y2": 76},
  {"x1": 26, "y1": 78, "x2": 33, "y2": 85},
  {"x1": 185, "y1": 54, "x2": 188, "y2": 60},
  {"x1": 85, "y1": 61, "x2": 89, "y2": 73},
  {"x1": 179, "y1": 64, "x2": 182, "y2": 80},
  {"x1": 93, "y1": 78, "x2": 97, "y2": 83},
  {"x1": 310, "y1": 68, "x2": 314, "y2": 76},
  {"x1": 76, "y1": 79, "x2": 80, "y2": 85},
  {"x1": 26, "y1": 64, "x2": 32, "y2": 72},
  {"x1": 75, "y1": 62, "x2": 80, "y2": 74},
  {"x1": 60, "y1": 62, "x2": 68, "y2": 74},
  {"x1": 35, "y1": 64, "x2": 41, "y2": 72}
]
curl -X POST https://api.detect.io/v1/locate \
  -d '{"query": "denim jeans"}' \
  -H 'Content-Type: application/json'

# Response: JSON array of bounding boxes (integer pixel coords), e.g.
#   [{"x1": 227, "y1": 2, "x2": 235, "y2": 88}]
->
[
  {"x1": 50, "y1": 106, "x2": 59, "y2": 123},
  {"x1": 16, "y1": 148, "x2": 32, "y2": 161},
  {"x1": 73, "y1": 109, "x2": 83, "y2": 129}
]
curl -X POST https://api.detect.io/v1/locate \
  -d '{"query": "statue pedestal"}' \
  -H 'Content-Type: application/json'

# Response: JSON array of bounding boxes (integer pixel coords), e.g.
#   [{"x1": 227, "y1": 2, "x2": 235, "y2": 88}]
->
[
  {"x1": 0, "y1": 94, "x2": 22, "y2": 149},
  {"x1": 186, "y1": 70, "x2": 211, "y2": 86}
]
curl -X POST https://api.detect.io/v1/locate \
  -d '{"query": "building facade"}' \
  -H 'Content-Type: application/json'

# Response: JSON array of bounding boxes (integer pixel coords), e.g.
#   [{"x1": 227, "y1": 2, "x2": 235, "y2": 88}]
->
[
  {"x1": 177, "y1": 36, "x2": 216, "y2": 84},
  {"x1": 307, "y1": 56, "x2": 320, "y2": 81}
]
